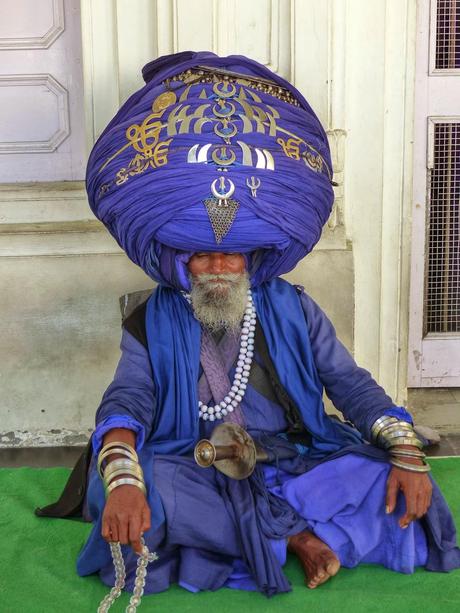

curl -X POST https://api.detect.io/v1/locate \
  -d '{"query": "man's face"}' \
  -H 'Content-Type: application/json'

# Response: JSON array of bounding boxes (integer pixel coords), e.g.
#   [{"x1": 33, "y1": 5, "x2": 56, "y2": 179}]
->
[
  {"x1": 187, "y1": 252, "x2": 246, "y2": 296},
  {"x1": 187, "y1": 252, "x2": 248, "y2": 331}
]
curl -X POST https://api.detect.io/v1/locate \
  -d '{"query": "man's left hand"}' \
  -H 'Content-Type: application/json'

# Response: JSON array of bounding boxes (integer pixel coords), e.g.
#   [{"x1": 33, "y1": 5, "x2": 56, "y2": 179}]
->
[{"x1": 385, "y1": 447, "x2": 433, "y2": 529}]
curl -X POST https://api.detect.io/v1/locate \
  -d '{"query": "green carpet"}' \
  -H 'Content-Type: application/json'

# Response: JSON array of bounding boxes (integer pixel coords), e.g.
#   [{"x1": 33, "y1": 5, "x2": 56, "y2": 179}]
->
[{"x1": 1, "y1": 458, "x2": 459, "y2": 613}]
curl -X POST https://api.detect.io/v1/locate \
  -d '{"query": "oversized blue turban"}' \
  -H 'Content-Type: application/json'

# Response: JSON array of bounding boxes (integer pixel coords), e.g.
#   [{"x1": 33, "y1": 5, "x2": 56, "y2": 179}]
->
[{"x1": 86, "y1": 51, "x2": 334, "y2": 290}]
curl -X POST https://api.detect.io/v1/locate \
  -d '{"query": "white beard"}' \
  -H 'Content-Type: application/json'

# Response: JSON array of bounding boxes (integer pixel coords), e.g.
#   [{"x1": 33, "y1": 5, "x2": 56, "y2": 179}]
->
[{"x1": 189, "y1": 272, "x2": 249, "y2": 333}]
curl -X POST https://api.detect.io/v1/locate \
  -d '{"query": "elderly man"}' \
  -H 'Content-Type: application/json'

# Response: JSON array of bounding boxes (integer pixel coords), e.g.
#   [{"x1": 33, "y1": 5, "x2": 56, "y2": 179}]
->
[
  {"x1": 90, "y1": 249, "x2": 442, "y2": 592},
  {"x1": 39, "y1": 51, "x2": 459, "y2": 600},
  {"x1": 76, "y1": 248, "x2": 458, "y2": 597}
]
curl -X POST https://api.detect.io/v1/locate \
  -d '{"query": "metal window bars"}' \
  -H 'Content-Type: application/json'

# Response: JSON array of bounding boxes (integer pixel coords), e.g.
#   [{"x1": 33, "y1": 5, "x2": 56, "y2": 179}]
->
[
  {"x1": 425, "y1": 121, "x2": 460, "y2": 334},
  {"x1": 435, "y1": 0, "x2": 460, "y2": 70}
]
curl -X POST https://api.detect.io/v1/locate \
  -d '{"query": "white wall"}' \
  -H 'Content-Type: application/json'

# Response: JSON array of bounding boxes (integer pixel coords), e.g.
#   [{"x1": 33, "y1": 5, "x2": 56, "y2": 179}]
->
[{"x1": 0, "y1": 0, "x2": 417, "y2": 446}]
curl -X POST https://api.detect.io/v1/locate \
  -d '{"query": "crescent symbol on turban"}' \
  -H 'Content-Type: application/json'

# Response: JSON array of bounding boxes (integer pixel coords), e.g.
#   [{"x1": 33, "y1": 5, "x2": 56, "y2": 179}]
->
[
  {"x1": 211, "y1": 177, "x2": 235, "y2": 200},
  {"x1": 211, "y1": 146, "x2": 236, "y2": 166},
  {"x1": 212, "y1": 102, "x2": 236, "y2": 118},
  {"x1": 212, "y1": 82, "x2": 237, "y2": 98},
  {"x1": 214, "y1": 121, "x2": 238, "y2": 140}
]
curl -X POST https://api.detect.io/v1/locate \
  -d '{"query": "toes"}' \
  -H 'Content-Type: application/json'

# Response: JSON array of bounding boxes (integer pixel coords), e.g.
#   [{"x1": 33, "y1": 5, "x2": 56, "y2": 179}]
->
[
  {"x1": 305, "y1": 563, "x2": 340, "y2": 589},
  {"x1": 326, "y1": 559, "x2": 341, "y2": 577},
  {"x1": 306, "y1": 572, "x2": 327, "y2": 589},
  {"x1": 306, "y1": 578, "x2": 319, "y2": 589},
  {"x1": 315, "y1": 573, "x2": 329, "y2": 586}
]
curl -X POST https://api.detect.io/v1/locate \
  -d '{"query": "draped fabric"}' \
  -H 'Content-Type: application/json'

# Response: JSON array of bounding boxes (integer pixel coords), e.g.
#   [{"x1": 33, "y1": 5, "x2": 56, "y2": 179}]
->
[
  {"x1": 199, "y1": 328, "x2": 245, "y2": 426},
  {"x1": 85, "y1": 51, "x2": 334, "y2": 290},
  {"x1": 76, "y1": 279, "x2": 460, "y2": 591},
  {"x1": 77, "y1": 277, "x2": 361, "y2": 579},
  {"x1": 143, "y1": 277, "x2": 363, "y2": 459}
]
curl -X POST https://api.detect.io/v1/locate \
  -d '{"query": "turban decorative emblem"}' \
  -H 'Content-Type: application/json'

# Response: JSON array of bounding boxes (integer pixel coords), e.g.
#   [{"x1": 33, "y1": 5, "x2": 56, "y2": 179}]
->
[{"x1": 86, "y1": 51, "x2": 334, "y2": 289}]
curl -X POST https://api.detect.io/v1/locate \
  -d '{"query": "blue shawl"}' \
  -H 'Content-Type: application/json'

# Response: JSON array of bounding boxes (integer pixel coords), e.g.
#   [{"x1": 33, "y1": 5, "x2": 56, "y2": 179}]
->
[{"x1": 145, "y1": 277, "x2": 362, "y2": 455}]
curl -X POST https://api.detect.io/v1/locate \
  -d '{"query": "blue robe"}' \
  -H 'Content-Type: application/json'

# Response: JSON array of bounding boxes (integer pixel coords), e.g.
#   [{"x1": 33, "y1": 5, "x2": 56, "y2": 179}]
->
[{"x1": 77, "y1": 279, "x2": 460, "y2": 595}]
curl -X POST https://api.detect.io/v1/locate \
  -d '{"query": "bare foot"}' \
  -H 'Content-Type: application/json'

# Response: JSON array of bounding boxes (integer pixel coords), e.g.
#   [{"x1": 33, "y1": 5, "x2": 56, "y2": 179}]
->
[{"x1": 288, "y1": 530, "x2": 340, "y2": 589}]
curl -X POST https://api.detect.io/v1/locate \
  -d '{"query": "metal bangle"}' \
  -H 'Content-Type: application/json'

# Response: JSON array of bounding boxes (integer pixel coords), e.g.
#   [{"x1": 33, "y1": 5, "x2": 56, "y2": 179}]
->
[
  {"x1": 104, "y1": 466, "x2": 144, "y2": 483},
  {"x1": 104, "y1": 468, "x2": 145, "y2": 489},
  {"x1": 106, "y1": 477, "x2": 147, "y2": 496},
  {"x1": 99, "y1": 441, "x2": 138, "y2": 462},
  {"x1": 98, "y1": 444, "x2": 137, "y2": 461},
  {"x1": 389, "y1": 457, "x2": 431, "y2": 473},
  {"x1": 98, "y1": 448, "x2": 138, "y2": 477},
  {"x1": 371, "y1": 416, "x2": 398, "y2": 439},
  {"x1": 379, "y1": 429, "x2": 418, "y2": 444},
  {"x1": 100, "y1": 441, "x2": 137, "y2": 455},
  {"x1": 378, "y1": 421, "x2": 413, "y2": 438},
  {"x1": 384, "y1": 436, "x2": 424, "y2": 450},
  {"x1": 379, "y1": 419, "x2": 408, "y2": 430},
  {"x1": 389, "y1": 449, "x2": 426, "y2": 459},
  {"x1": 378, "y1": 422, "x2": 415, "y2": 435},
  {"x1": 104, "y1": 465, "x2": 144, "y2": 481},
  {"x1": 104, "y1": 462, "x2": 143, "y2": 479},
  {"x1": 98, "y1": 441, "x2": 137, "y2": 458},
  {"x1": 375, "y1": 423, "x2": 413, "y2": 445},
  {"x1": 101, "y1": 458, "x2": 140, "y2": 478}
]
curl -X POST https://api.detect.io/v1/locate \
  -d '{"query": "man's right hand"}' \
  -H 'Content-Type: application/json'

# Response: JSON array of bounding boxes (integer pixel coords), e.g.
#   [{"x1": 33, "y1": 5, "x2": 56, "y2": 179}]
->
[{"x1": 101, "y1": 485, "x2": 151, "y2": 554}]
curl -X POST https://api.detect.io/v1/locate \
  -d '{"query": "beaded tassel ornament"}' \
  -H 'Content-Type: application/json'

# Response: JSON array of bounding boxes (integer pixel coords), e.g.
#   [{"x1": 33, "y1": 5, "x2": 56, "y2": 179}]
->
[{"x1": 97, "y1": 537, "x2": 158, "y2": 613}]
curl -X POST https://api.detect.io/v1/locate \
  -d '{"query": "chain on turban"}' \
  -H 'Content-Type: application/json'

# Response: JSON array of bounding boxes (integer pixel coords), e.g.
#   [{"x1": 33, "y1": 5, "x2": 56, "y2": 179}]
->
[{"x1": 86, "y1": 51, "x2": 334, "y2": 290}]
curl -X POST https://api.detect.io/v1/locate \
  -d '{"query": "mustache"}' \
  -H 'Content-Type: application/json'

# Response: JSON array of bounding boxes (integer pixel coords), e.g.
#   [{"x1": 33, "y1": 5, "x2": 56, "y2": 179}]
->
[
  {"x1": 189, "y1": 271, "x2": 249, "y2": 332},
  {"x1": 193, "y1": 273, "x2": 243, "y2": 285}
]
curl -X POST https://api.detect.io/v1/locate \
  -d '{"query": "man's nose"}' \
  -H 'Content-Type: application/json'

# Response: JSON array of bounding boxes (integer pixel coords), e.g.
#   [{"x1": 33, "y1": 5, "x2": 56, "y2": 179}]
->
[{"x1": 209, "y1": 254, "x2": 226, "y2": 274}]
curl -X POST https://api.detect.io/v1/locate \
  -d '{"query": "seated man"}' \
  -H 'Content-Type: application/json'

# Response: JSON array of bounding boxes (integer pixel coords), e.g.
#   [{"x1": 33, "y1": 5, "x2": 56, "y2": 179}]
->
[
  {"x1": 40, "y1": 51, "x2": 460, "y2": 599},
  {"x1": 77, "y1": 250, "x2": 458, "y2": 597}
]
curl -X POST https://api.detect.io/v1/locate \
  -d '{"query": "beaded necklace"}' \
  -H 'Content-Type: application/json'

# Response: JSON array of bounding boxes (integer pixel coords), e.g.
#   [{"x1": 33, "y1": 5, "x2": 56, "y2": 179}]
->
[{"x1": 185, "y1": 289, "x2": 256, "y2": 421}]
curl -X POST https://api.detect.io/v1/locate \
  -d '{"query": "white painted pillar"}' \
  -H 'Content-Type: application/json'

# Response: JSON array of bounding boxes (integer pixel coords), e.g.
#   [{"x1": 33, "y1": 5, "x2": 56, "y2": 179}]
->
[{"x1": 344, "y1": 0, "x2": 416, "y2": 402}]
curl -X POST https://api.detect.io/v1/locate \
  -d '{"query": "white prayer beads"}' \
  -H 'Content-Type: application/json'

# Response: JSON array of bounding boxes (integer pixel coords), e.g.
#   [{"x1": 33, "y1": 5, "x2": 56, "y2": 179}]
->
[
  {"x1": 198, "y1": 289, "x2": 256, "y2": 421},
  {"x1": 97, "y1": 538, "x2": 158, "y2": 613}
]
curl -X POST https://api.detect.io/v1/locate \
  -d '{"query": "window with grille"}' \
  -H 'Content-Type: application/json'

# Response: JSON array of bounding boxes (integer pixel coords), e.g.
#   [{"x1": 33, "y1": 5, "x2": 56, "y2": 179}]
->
[
  {"x1": 425, "y1": 120, "x2": 460, "y2": 334},
  {"x1": 435, "y1": 0, "x2": 460, "y2": 69},
  {"x1": 409, "y1": 1, "x2": 460, "y2": 385}
]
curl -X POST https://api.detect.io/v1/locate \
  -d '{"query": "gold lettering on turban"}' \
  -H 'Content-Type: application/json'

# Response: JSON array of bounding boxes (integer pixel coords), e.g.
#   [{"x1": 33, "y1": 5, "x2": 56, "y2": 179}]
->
[
  {"x1": 100, "y1": 80, "x2": 331, "y2": 188},
  {"x1": 277, "y1": 137, "x2": 301, "y2": 160}
]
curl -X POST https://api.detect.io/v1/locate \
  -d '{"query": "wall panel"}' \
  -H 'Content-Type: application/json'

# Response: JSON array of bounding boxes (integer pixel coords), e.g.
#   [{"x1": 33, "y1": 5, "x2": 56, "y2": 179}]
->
[{"x1": 0, "y1": 0, "x2": 85, "y2": 181}]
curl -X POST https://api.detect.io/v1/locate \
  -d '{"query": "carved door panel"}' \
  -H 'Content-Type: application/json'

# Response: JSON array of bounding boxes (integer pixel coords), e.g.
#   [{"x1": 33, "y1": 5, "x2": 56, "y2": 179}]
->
[{"x1": 0, "y1": 0, "x2": 85, "y2": 182}]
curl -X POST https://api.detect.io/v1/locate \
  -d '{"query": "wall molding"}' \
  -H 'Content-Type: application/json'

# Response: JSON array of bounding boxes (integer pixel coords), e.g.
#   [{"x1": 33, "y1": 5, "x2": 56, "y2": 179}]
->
[
  {"x1": 0, "y1": 229, "x2": 123, "y2": 258},
  {"x1": 0, "y1": 0, "x2": 64, "y2": 50},
  {"x1": 0, "y1": 74, "x2": 70, "y2": 153},
  {"x1": 0, "y1": 181, "x2": 123, "y2": 257}
]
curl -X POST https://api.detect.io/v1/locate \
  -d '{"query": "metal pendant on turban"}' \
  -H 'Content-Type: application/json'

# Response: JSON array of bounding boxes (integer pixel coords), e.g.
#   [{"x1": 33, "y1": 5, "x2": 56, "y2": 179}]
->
[{"x1": 204, "y1": 176, "x2": 240, "y2": 243}]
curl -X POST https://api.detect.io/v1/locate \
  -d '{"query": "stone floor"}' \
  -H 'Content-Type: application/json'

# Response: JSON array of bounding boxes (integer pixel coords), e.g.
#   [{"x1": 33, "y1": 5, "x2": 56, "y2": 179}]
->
[{"x1": 408, "y1": 388, "x2": 460, "y2": 434}]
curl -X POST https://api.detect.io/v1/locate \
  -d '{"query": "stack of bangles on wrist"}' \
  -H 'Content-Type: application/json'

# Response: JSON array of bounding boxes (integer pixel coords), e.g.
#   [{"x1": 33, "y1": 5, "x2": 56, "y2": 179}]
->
[
  {"x1": 97, "y1": 441, "x2": 146, "y2": 495},
  {"x1": 371, "y1": 416, "x2": 431, "y2": 473}
]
